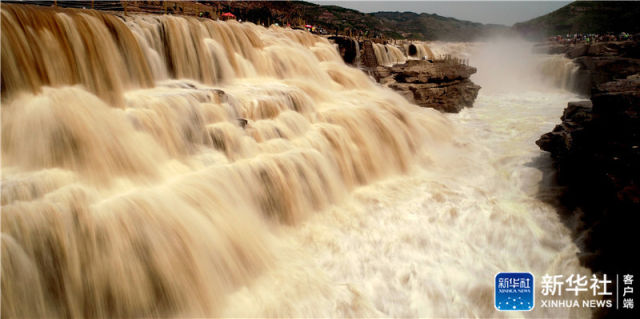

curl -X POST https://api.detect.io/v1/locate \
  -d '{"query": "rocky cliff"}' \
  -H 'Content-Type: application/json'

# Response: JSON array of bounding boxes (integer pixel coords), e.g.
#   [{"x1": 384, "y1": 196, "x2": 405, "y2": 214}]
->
[{"x1": 536, "y1": 75, "x2": 640, "y2": 274}]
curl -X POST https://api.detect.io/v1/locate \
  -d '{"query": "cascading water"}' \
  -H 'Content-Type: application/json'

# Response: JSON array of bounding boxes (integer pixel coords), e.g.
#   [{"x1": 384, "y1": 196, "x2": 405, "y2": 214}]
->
[
  {"x1": 538, "y1": 54, "x2": 581, "y2": 92},
  {"x1": 2, "y1": 4, "x2": 589, "y2": 318},
  {"x1": 372, "y1": 43, "x2": 407, "y2": 66},
  {"x1": 1, "y1": 4, "x2": 447, "y2": 317},
  {"x1": 405, "y1": 42, "x2": 435, "y2": 60},
  {"x1": 241, "y1": 39, "x2": 592, "y2": 318}
]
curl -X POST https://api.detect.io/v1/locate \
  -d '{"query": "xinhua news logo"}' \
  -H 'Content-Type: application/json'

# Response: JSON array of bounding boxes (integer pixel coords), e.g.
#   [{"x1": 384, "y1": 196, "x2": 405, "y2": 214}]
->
[
  {"x1": 495, "y1": 272, "x2": 534, "y2": 311},
  {"x1": 494, "y1": 272, "x2": 635, "y2": 312}
]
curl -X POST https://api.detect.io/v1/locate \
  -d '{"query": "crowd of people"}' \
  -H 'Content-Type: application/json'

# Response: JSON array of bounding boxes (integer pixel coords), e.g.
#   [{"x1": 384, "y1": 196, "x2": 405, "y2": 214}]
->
[{"x1": 549, "y1": 32, "x2": 634, "y2": 44}]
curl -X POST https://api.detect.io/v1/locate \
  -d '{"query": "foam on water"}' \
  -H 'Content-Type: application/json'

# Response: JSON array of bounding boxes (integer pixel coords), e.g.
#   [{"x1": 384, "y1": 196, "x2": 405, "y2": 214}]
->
[
  {"x1": 221, "y1": 40, "x2": 590, "y2": 317},
  {"x1": 1, "y1": 4, "x2": 587, "y2": 317}
]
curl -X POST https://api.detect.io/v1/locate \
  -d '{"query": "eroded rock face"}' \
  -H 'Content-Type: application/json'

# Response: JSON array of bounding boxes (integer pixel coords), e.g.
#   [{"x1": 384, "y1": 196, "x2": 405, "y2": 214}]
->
[
  {"x1": 537, "y1": 75, "x2": 640, "y2": 274},
  {"x1": 536, "y1": 100, "x2": 593, "y2": 158},
  {"x1": 328, "y1": 36, "x2": 359, "y2": 64},
  {"x1": 573, "y1": 56, "x2": 640, "y2": 94},
  {"x1": 372, "y1": 60, "x2": 481, "y2": 113}
]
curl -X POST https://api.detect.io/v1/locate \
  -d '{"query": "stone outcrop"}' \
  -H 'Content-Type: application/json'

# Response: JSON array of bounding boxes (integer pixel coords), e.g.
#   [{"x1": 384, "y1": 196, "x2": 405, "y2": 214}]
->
[
  {"x1": 536, "y1": 100, "x2": 593, "y2": 159},
  {"x1": 536, "y1": 75, "x2": 640, "y2": 274},
  {"x1": 371, "y1": 60, "x2": 480, "y2": 113},
  {"x1": 572, "y1": 55, "x2": 640, "y2": 94},
  {"x1": 328, "y1": 37, "x2": 481, "y2": 113}
]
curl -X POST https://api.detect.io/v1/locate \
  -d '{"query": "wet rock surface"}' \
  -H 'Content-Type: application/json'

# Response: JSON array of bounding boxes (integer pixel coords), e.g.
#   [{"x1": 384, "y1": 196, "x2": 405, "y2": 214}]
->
[
  {"x1": 537, "y1": 75, "x2": 640, "y2": 274},
  {"x1": 371, "y1": 60, "x2": 480, "y2": 113},
  {"x1": 328, "y1": 36, "x2": 359, "y2": 64}
]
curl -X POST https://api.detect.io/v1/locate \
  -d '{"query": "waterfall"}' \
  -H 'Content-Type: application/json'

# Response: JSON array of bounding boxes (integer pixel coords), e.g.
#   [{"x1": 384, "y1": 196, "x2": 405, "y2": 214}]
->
[
  {"x1": 372, "y1": 43, "x2": 407, "y2": 66},
  {"x1": 538, "y1": 54, "x2": 580, "y2": 91},
  {"x1": 1, "y1": 4, "x2": 450, "y2": 317},
  {"x1": 1, "y1": 4, "x2": 590, "y2": 318},
  {"x1": 404, "y1": 42, "x2": 435, "y2": 60}
]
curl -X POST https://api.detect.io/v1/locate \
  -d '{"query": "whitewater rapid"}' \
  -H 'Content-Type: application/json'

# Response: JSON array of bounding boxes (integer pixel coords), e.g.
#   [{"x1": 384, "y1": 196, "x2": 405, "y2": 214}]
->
[
  {"x1": 219, "y1": 42, "x2": 592, "y2": 317},
  {"x1": 1, "y1": 4, "x2": 589, "y2": 318}
]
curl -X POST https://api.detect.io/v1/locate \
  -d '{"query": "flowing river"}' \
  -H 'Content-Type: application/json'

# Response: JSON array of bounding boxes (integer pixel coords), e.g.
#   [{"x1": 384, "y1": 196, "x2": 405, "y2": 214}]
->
[{"x1": 1, "y1": 4, "x2": 590, "y2": 318}]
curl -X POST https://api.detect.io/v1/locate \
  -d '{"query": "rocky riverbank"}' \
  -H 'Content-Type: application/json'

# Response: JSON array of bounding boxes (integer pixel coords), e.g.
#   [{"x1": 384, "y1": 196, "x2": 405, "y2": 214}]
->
[{"x1": 536, "y1": 74, "x2": 640, "y2": 274}]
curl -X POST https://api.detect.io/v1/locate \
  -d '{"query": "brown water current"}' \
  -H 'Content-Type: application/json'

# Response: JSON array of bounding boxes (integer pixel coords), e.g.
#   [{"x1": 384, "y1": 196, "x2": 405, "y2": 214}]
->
[{"x1": 1, "y1": 4, "x2": 589, "y2": 318}]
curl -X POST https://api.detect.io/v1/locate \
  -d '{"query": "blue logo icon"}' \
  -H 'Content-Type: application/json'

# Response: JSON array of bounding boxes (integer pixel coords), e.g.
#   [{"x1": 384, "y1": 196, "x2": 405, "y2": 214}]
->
[{"x1": 495, "y1": 272, "x2": 534, "y2": 311}]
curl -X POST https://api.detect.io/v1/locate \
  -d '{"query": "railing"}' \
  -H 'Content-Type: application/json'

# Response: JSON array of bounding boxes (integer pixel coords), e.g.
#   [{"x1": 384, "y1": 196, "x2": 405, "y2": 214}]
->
[{"x1": 434, "y1": 54, "x2": 468, "y2": 66}]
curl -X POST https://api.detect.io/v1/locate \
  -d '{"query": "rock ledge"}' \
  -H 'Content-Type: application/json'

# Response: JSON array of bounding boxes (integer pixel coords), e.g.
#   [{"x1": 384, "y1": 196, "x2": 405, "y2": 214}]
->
[{"x1": 371, "y1": 60, "x2": 480, "y2": 113}]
